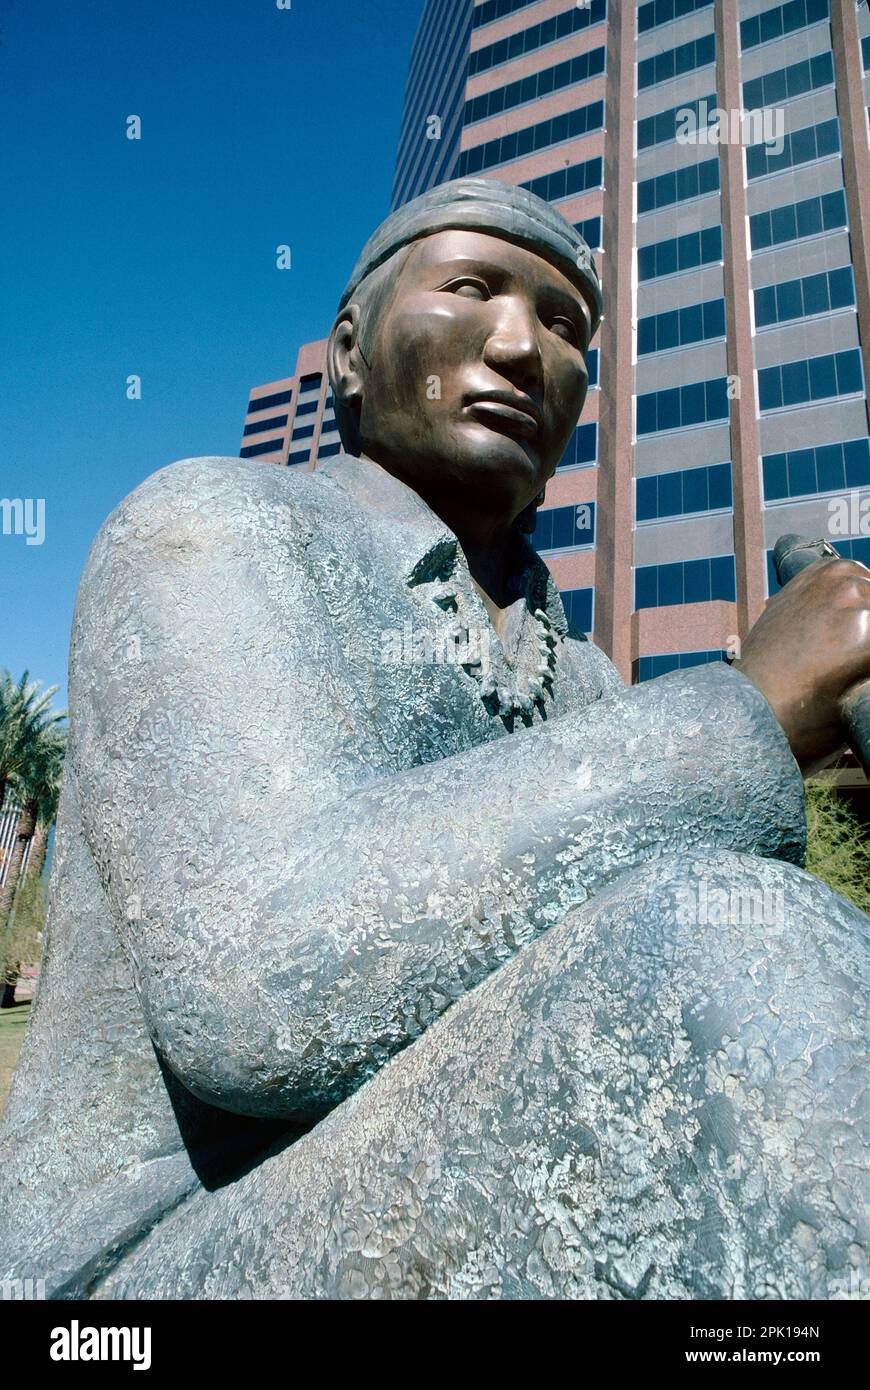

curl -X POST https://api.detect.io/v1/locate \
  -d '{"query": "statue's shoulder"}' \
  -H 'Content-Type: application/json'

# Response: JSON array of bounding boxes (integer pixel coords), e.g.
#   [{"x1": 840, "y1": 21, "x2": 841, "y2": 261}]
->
[{"x1": 88, "y1": 455, "x2": 355, "y2": 571}]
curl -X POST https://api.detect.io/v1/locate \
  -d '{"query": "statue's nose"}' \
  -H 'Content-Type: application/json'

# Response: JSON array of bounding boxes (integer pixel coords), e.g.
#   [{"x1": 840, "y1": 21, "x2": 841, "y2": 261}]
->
[{"x1": 483, "y1": 299, "x2": 544, "y2": 392}]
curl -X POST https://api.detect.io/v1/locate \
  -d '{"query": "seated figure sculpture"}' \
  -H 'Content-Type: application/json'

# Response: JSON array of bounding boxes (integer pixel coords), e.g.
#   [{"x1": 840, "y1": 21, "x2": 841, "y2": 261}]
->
[{"x1": 1, "y1": 179, "x2": 868, "y2": 1301}]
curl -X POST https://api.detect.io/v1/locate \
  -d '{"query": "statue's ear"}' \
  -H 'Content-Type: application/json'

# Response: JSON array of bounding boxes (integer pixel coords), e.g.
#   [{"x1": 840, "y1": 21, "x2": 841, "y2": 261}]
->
[{"x1": 327, "y1": 304, "x2": 364, "y2": 416}]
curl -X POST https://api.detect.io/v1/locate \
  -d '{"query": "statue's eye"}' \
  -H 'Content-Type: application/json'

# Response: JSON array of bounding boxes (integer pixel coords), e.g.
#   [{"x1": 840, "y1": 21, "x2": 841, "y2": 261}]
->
[
  {"x1": 447, "y1": 278, "x2": 490, "y2": 301},
  {"x1": 550, "y1": 317, "x2": 582, "y2": 348}
]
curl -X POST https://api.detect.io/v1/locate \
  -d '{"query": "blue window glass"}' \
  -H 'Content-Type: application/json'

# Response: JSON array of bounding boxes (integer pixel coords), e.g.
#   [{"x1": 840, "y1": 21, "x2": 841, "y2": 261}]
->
[
  {"x1": 800, "y1": 271, "x2": 829, "y2": 316},
  {"x1": 741, "y1": 0, "x2": 829, "y2": 49},
  {"x1": 291, "y1": 423, "x2": 316, "y2": 441},
  {"x1": 659, "y1": 470, "x2": 683, "y2": 515},
  {"x1": 636, "y1": 476, "x2": 658, "y2": 521},
  {"x1": 844, "y1": 439, "x2": 870, "y2": 488},
  {"x1": 532, "y1": 502, "x2": 596, "y2": 552},
  {"x1": 657, "y1": 387, "x2": 681, "y2": 431},
  {"x1": 287, "y1": 449, "x2": 310, "y2": 466},
  {"x1": 636, "y1": 558, "x2": 733, "y2": 609},
  {"x1": 655, "y1": 238, "x2": 678, "y2": 276},
  {"x1": 680, "y1": 302, "x2": 703, "y2": 343},
  {"x1": 708, "y1": 462, "x2": 732, "y2": 510},
  {"x1": 770, "y1": 203, "x2": 798, "y2": 244},
  {"x1": 242, "y1": 414, "x2": 287, "y2": 436},
  {"x1": 248, "y1": 389, "x2": 292, "y2": 413},
  {"x1": 637, "y1": 317, "x2": 657, "y2": 355},
  {"x1": 317, "y1": 441, "x2": 342, "y2": 459},
  {"x1": 814, "y1": 444, "x2": 844, "y2": 494},
  {"x1": 755, "y1": 285, "x2": 777, "y2": 327},
  {"x1": 788, "y1": 449, "x2": 817, "y2": 496},
  {"x1": 638, "y1": 0, "x2": 713, "y2": 32},
  {"x1": 828, "y1": 266, "x2": 855, "y2": 309},
  {"x1": 781, "y1": 358, "x2": 810, "y2": 405},
  {"x1": 659, "y1": 563, "x2": 684, "y2": 605},
  {"x1": 682, "y1": 466, "x2": 709, "y2": 513},
  {"x1": 240, "y1": 438, "x2": 284, "y2": 458},
  {"x1": 636, "y1": 393, "x2": 658, "y2": 435},
  {"x1": 711, "y1": 555, "x2": 736, "y2": 601},
  {"x1": 561, "y1": 587, "x2": 594, "y2": 633},
  {"x1": 835, "y1": 349, "x2": 863, "y2": 395},
  {"x1": 657, "y1": 309, "x2": 679, "y2": 350},
  {"x1": 762, "y1": 453, "x2": 789, "y2": 500},
  {"x1": 681, "y1": 381, "x2": 707, "y2": 426},
  {"x1": 683, "y1": 559, "x2": 709, "y2": 603},
  {"x1": 574, "y1": 217, "x2": 602, "y2": 250},
  {"x1": 471, "y1": 0, "x2": 606, "y2": 68},
  {"x1": 638, "y1": 33, "x2": 715, "y2": 90},
  {"x1": 809, "y1": 353, "x2": 838, "y2": 400},
  {"x1": 795, "y1": 196, "x2": 823, "y2": 238},
  {"x1": 635, "y1": 566, "x2": 658, "y2": 609},
  {"x1": 557, "y1": 422, "x2": 598, "y2": 470},
  {"x1": 758, "y1": 365, "x2": 782, "y2": 411}
]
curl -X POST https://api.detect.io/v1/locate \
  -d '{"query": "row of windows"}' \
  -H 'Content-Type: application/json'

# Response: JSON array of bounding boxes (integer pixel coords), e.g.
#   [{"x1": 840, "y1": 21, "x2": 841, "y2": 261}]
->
[
  {"x1": 458, "y1": 99, "x2": 604, "y2": 177},
  {"x1": 762, "y1": 438, "x2": 870, "y2": 502},
  {"x1": 754, "y1": 265, "x2": 854, "y2": 329},
  {"x1": 636, "y1": 554, "x2": 736, "y2": 609},
  {"x1": 292, "y1": 423, "x2": 316, "y2": 441},
  {"x1": 766, "y1": 536, "x2": 869, "y2": 595},
  {"x1": 240, "y1": 438, "x2": 284, "y2": 458},
  {"x1": 637, "y1": 224, "x2": 722, "y2": 280},
  {"x1": 287, "y1": 448, "x2": 310, "y2": 466},
  {"x1": 742, "y1": 49, "x2": 833, "y2": 110},
  {"x1": 637, "y1": 156, "x2": 719, "y2": 214},
  {"x1": 637, "y1": 296, "x2": 725, "y2": 355},
  {"x1": 242, "y1": 414, "x2": 287, "y2": 437},
  {"x1": 749, "y1": 188, "x2": 847, "y2": 251},
  {"x1": 587, "y1": 349, "x2": 599, "y2": 387},
  {"x1": 746, "y1": 117, "x2": 840, "y2": 181},
  {"x1": 317, "y1": 441, "x2": 343, "y2": 459},
  {"x1": 470, "y1": 0, "x2": 606, "y2": 71},
  {"x1": 295, "y1": 399, "x2": 318, "y2": 417},
  {"x1": 299, "y1": 372, "x2": 322, "y2": 391},
  {"x1": 740, "y1": 0, "x2": 828, "y2": 51},
  {"x1": 637, "y1": 93, "x2": 714, "y2": 152},
  {"x1": 638, "y1": 32, "x2": 715, "y2": 91},
  {"x1": 532, "y1": 501, "x2": 596, "y2": 553},
  {"x1": 561, "y1": 586, "x2": 594, "y2": 634},
  {"x1": 522, "y1": 155, "x2": 603, "y2": 204},
  {"x1": 637, "y1": 375, "x2": 729, "y2": 436},
  {"x1": 638, "y1": 0, "x2": 713, "y2": 34},
  {"x1": 635, "y1": 649, "x2": 726, "y2": 682},
  {"x1": 636, "y1": 462, "x2": 732, "y2": 522},
  {"x1": 575, "y1": 216, "x2": 602, "y2": 251},
  {"x1": 247, "y1": 388, "x2": 292, "y2": 414},
  {"x1": 464, "y1": 46, "x2": 605, "y2": 127},
  {"x1": 758, "y1": 349, "x2": 864, "y2": 412},
  {"x1": 557, "y1": 422, "x2": 598, "y2": 470}
]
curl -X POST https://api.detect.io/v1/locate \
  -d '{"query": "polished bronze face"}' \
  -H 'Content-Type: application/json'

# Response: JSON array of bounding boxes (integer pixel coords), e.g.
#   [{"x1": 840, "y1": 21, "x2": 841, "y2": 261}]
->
[{"x1": 330, "y1": 229, "x2": 594, "y2": 536}]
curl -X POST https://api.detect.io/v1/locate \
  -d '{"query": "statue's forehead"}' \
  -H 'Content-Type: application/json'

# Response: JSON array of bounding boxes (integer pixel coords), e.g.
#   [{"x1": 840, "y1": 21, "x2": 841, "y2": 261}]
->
[{"x1": 403, "y1": 227, "x2": 588, "y2": 303}]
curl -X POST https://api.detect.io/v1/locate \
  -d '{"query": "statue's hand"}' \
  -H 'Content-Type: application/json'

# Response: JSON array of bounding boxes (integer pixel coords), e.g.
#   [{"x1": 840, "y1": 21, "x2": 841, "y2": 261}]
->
[{"x1": 735, "y1": 556, "x2": 870, "y2": 776}]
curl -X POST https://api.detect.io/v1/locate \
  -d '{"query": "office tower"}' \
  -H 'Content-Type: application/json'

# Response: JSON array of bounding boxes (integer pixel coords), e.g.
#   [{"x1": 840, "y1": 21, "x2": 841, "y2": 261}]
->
[{"x1": 243, "y1": 0, "x2": 870, "y2": 690}]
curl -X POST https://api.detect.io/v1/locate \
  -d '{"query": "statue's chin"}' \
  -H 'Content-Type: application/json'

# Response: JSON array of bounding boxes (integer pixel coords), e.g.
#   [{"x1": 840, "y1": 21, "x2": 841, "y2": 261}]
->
[{"x1": 449, "y1": 418, "x2": 545, "y2": 484}]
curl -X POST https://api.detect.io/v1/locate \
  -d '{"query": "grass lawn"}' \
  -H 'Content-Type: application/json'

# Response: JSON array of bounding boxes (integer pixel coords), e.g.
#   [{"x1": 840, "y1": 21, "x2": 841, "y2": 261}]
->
[{"x1": 0, "y1": 1002, "x2": 31, "y2": 1121}]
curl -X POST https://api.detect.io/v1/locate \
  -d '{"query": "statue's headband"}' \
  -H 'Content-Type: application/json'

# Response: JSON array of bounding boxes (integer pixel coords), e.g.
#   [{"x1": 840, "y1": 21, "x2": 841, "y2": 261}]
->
[{"x1": 338, "y1": 177, "x2": 602, "y2": 337}]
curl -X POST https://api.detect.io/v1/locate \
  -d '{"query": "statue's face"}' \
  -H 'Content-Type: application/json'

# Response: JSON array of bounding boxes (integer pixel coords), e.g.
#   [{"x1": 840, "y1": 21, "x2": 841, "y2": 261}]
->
[{"x1": 356, "y1": 229, "x2": 593, "y2": 524}]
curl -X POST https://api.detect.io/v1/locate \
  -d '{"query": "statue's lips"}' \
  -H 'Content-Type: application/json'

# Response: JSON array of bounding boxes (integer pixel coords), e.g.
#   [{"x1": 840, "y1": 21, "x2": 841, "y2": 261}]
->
[{"x1": 464, "y1": 399, "x2": 542, "y2": 441}]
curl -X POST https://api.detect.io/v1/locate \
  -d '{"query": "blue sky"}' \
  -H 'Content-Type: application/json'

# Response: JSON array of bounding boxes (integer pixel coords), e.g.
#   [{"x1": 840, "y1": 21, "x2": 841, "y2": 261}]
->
[{"x1": 0, "y1": 0, "x2": 422, "y2": 710}]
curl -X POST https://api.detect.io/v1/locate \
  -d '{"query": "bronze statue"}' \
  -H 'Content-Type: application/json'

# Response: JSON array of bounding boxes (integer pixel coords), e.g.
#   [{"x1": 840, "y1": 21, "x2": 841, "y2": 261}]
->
[{"x1": 1, "y1": 179, "x2": 868, "y2": 1300}]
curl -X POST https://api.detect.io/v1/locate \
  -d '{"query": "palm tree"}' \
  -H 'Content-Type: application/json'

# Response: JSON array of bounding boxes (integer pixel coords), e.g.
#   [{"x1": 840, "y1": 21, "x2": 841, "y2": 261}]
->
[
  {"x1": 0, "y1": 676, "x2": 66, "y2": 1007},
  {"x1": 0, "y1": 669, "x2": 64, "y2": 819}
]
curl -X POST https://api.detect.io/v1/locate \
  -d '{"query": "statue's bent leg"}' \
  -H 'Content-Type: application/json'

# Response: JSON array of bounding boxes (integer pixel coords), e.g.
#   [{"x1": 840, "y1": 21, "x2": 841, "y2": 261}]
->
[{"x1": 94, "y1": 850, "x2": 868, "y2": 1300}]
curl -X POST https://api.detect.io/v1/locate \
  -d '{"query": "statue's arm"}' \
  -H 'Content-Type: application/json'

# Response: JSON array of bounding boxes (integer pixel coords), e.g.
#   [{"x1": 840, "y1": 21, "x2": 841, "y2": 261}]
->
[{"x1": 73, "y1": 459, "x2": 805, "y2": 1123}]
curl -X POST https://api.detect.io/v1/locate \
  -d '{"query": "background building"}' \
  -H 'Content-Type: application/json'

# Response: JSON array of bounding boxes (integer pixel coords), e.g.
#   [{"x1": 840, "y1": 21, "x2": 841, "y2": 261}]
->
[{"x1": 242, "y1": 0, "x2": 870, "y2": 694}]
